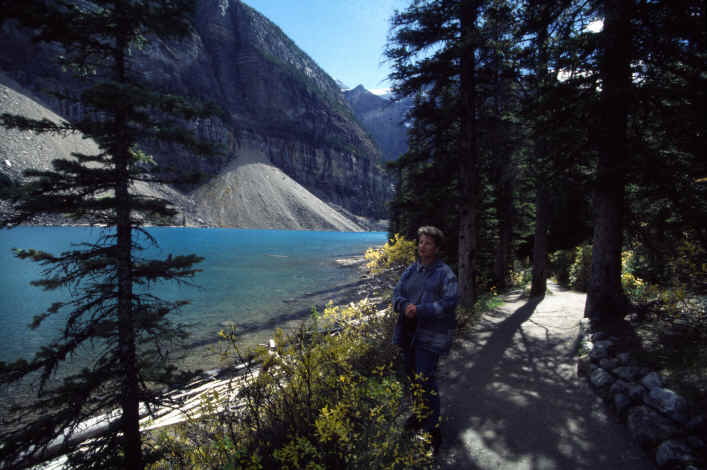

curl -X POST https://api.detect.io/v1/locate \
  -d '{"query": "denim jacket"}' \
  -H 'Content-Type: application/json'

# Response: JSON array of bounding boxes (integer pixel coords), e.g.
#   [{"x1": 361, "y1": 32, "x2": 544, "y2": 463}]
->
[{"x1": 392, "y1": 260, "x2": 459, "y2": 355}]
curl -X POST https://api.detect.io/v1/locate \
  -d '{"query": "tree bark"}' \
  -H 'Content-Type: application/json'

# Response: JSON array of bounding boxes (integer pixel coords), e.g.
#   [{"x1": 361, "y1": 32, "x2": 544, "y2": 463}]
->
[
  {"x1": 530, "y1": 18, "x2": 551, "y2": 298},
  {"x1": 584, "y1": 0, "x2": 632, "y2": 323},
  {"x1": 114, "y1": 30, "x2": 144, "y2": 470},
  {"x1": 494, "y1": 172, "x2": 513, "y2": 289},
  {"x1": 530, "y1": 183, "x2": 551, "y2": 297},
  {"x1": 492, "y1": 17, "x2": 513, "y2": 291},
  {"x1": 458, "y1": 1, "x2": 481, "y2": 308}
]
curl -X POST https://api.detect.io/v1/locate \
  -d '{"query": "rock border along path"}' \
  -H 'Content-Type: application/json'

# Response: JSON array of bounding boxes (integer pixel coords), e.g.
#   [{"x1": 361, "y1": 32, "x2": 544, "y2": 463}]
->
[
  {"x1": 436, "y1": 285, "x2": 655, "y2": 469},
  {"x1": 578, "y1": 322, "x2": 706, "y2": 469}
]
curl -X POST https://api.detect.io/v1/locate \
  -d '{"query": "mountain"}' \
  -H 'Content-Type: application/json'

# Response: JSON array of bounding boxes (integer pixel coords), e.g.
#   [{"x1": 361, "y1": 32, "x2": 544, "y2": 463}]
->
[
  {"x1": 343, "y1": 85, "x2": 411, "y2": 163},
  {"x1": 0, "y1": 0, "x2": 390, "y2": 231}
]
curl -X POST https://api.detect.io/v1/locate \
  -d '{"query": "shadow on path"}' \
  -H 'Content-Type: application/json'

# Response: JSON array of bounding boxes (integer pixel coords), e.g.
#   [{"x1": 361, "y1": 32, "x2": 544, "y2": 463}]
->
[{"x1": 438, "y1": 290, "x2": 654, "y2": 470}]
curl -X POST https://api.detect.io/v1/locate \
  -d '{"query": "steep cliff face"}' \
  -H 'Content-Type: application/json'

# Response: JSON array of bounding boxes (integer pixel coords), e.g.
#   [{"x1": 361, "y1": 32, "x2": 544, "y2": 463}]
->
[
  {"x1": 343, "y1": 85, "x2": 411, "y2": 163},
  {"x1": 0, "y1": 0, "x2": 391, "y2": 229}
]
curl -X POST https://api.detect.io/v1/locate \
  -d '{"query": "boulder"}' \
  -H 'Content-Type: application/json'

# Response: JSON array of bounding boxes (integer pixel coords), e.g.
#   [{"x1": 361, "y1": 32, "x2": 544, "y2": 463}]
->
[
  {"x1": 590, "y1": 368, "x2": 615, "y2": 398},
  {"x1": 614, "y1": 393, "x2": 633, "y2": 420},
  {"x1": 642, "y1": 372, "x2": 663, "y2": 390},
  {"x1": 590, "y1": 340, "x2": 614, "y2": 360},
  {"x1": 687, "y1": 436, "x2": 704, "y2": 451},
  {"x1": 687, "y1": 415, "x2": 706, "y2": 434},
  {"x1": 645, "y1": 388, "x2": 690, "y2": 425},
  {"x1": 627, "y1": 406, "x2": 681, "y2": 449},
  {"x1": 610, "y1": 380, "x2": 645, "y2": 402},
  {"x1": 581, "y1": 337, "x2": 594, "y2": 353},
  {"x1": 655, "y1": 439, "x2": 695, "y2": 469},
  {"x1": 599, "y1": 357, "x2": 620, "y2": 370},
  {"x1": 591, "y1": 331, "x2": 609, "y2": 342},
  {"x1": 577, "y1": 354, "x2": 593, "y2": 377},
  {"x1": 616, "y1": 352, "x2": 632, "y2": 365},
  {"x1": 614, "y1": 366, "x2": 645, "y2": 381}
]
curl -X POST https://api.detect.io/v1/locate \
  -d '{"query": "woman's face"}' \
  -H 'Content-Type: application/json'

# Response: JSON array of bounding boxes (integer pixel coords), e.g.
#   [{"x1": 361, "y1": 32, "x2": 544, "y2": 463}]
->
[{"x1": 418, "y1": 234, "x2": 439, "y2": 262}]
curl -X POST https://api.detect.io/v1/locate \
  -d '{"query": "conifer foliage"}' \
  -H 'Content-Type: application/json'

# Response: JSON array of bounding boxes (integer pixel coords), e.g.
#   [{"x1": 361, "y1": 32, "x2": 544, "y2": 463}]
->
[
  {"x1": 386, "y1": 0, "x2": 705, "y2": 319},
  {"x1": 0, "y1": 1, "x2": 216, "y2": 468}
]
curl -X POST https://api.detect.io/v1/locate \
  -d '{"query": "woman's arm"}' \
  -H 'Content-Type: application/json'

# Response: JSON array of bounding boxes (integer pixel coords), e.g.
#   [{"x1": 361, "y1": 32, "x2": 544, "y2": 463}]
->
[
  {"x1": 416, "y1": 266, "x2": 459, "y2": 320},
  {"x1": 392, "y1": 264, "x2": 415, "y2": 314}
]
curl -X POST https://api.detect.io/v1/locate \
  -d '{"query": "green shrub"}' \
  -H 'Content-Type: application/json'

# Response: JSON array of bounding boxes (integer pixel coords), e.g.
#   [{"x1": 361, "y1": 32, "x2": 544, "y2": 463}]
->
[
  {"x1": 509, "y1": 266, "x2": 532, "y2": 289},
  {"x1": 622, "y1": 241, "x2": 705, "y2": 319},
  {"x1": 549, "y1": 249, "x2": 574, "y2": 286},
  {"x1": 365, "y1": 234, "x2": 416, "y2": 274},
  {"x1": 150, "y1": 299, "x2": 434, "y2": 469},
  {"x1": 569, "y1": 244, "x2": 593, "y2": 292}
]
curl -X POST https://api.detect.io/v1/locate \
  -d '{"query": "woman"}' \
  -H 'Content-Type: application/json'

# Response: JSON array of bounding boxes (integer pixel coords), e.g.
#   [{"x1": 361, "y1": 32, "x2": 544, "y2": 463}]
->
[{"x1": 392, "y1": 226, "x2": 459, "y2": 454}]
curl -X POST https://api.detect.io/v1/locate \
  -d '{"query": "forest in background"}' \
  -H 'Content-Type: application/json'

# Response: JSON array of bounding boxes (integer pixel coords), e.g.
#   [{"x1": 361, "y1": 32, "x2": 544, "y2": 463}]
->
[{"x1": 384, "y1": 0, "x2": 705, "y2": 323}]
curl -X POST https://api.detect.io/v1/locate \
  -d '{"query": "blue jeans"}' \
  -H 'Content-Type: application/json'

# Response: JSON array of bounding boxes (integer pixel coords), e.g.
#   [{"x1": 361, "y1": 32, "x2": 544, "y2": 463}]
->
[{"x1": 403, "y1": 346, "x2": 440, "y2": 432}]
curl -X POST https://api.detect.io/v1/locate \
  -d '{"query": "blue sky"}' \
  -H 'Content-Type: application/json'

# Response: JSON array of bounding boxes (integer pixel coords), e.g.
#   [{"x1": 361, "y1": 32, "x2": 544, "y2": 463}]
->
[{"x1": 244, "y1": 0, "x2": 408, "y2": 94}]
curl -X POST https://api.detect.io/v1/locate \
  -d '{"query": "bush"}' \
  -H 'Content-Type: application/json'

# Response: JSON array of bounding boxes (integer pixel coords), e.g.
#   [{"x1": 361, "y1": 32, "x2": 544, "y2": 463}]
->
[
  {"x1": 509, "y1": 270, "x2": 531, "y2": 289},
  {"x1": 149, "y1": 299, "x2": 434, "y2": 469},
  {"x1": 549, "y1": 249, "x2": 574, "y2": 287},
  {"x1": 569, "y1": 244, "x2": 593, "y2": 292},
  {"x1": 365, "y1": 234, "x2": 416, "y2": 275},
  {"x1": 623, "y1": 241, "x2": 705, "y2": 319}
]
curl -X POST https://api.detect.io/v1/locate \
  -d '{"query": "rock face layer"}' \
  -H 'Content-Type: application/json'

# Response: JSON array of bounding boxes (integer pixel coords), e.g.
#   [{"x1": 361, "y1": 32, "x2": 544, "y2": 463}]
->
[
  {"x1": 0, "y1": 0, "x2": 391, "y2": 230},
  {"x1": 343, "y1": 85, "x2": 411, "y2": 163}
]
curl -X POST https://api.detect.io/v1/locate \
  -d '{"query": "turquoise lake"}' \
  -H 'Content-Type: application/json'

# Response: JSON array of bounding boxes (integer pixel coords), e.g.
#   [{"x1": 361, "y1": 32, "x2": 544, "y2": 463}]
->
[{"x1": 0, "y1": 226, "x2": 387, "y2": 373}]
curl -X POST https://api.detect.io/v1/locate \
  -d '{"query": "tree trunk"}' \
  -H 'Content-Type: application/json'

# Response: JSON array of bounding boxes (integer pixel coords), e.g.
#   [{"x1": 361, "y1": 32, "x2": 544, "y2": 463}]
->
[
  {"x1": 530, "y1": 183, "x2": 551, "y2": 296},
  {"x1": 114, "y1": 35, "x2": 144, "y2": 470},
  {"x1": 584, "y1": 0, "x2": 632, "y2": 323},
  {"x1": 492, "y1": 24, "x2": 513, "y2": 291},
  {"x1": 494, "y1": 175, "x2": 513, "y2": 289},
  {"x1": 530, "y1": 20, "x2": 551, "y2": 298},
  {"x1": 458, "y1": 1, "x2": 481, "y2": 308}
]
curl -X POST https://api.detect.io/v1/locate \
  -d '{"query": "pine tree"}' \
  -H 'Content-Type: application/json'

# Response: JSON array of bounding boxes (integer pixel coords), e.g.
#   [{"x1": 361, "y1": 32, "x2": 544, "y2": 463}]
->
[
  {"x1": 0, "y1": 1, "x2": 217, "y2": 468},
  {"x1": 583, "y1": 0, "x2": 633, "y2": 323},
  {"x1": 386, "y1": 0, "x2": 520, "y2": 307},
  {"x1": 623, "y1": 0, "x2": 706, "y2": 284}
]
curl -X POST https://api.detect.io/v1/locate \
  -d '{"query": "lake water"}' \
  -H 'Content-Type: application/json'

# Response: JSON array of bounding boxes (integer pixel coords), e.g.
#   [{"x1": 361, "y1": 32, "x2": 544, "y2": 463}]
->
[{"x1": 0, "y1": 226, "x2": 386, "y2": 373}]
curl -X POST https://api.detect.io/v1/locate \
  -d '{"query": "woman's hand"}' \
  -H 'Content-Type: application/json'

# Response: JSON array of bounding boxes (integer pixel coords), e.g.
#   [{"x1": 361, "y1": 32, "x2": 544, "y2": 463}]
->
[{"x1": 405, "y1": 303, "x2": 417, "y2": 318}]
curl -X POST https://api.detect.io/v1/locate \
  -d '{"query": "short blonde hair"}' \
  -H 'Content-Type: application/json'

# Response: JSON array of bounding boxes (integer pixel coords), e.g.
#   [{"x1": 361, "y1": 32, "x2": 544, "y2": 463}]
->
[{"x1": 417, "y1": 226, "x2": 444, "y2": 247}]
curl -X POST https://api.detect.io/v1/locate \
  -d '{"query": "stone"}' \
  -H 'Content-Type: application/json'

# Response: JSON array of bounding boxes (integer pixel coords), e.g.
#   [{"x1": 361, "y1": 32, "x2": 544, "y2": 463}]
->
[
  {"x1": 625, "y1": 313, "x2": 640, "y2": 323},
  {"x1": 591, "y1": 331, "x2": 609, "y2": 342},
  {"x1": 614, "y1": 393, "x2": 633, "y2": 420},
  {"x1": 610, "y1": 379, "x2": 632, "y2": 396},
  {"x1": 579, "y1": 318, "x2": 591, "y2": 331},
  {"x1": 577, "y1": 354, "x2": 592, "y2": 377},
  {"x1": 687, "y1": 415, "x2": 706, "y2": 434},
  {"x1": 641, "y1": 371, "x2": 663, "y2": 390},
  {"x1": 626, "y1": 383, "x2": 647, "y2": 402},
  {"x1": 590, "y1": 368, "x2": 615, "y2": 397},
  {"x1": 610, "y1": 380, "x2": 644, "y2": 402},
  {"x1": 590, "y1": 340, "x2": 614, "y2": 360},
  {"x1": 627, "y1": 406, "x2": 681, "y2": 450},
  {"x1": 645, "y1": 388, "x2": 690, "y2": 425},
  {"x1": 581, "y1": 338, "x2": 594, "y2": 353},
  {"x1": 614, "y1": 366, "x2": 645, "y2": 381},
  {"x1": 687, "y1": 436, "x2": 704, "y2": 451},
  {"x1": 599, "y1": 357, "x2": 620, "y2": 370},
  {"x1": 655, "y1": 439, "x2": 696, "y2": 469},
  {"x1": 616, "y1": 352, "x2": 632, "y2": 365}
]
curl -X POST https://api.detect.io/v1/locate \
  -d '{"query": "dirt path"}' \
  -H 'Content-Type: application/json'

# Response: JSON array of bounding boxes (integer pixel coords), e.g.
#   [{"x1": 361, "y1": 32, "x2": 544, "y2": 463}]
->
[{"x1": 437, "y1": 285, "x2": 655, "y2": 469}]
